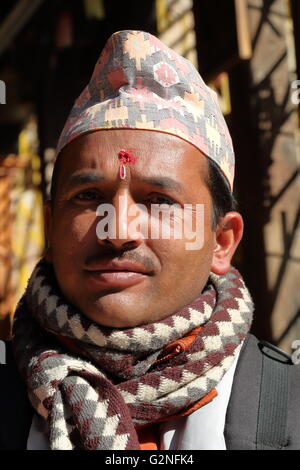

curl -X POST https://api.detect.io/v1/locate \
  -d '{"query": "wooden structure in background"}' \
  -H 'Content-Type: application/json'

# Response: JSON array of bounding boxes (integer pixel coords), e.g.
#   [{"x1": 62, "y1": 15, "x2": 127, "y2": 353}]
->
[
  {"x1": 0, "y1": 155, "x2": 24, "y2": 339},
  {"x1": 228, "y1": 0, "x2": 300, "y2": 350}
]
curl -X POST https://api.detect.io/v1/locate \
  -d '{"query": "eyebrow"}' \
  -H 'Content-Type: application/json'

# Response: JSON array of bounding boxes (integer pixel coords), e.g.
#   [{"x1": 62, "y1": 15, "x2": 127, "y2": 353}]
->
[
  {"x1": 64, "y1": 172, "x2": 185, "y2": 194},
  {"x1": 140, "y1": 176, "x2": 185, "y2": 194},
  {"x1": 66, "y1": 172, "x2": 106, "y2": 187}
]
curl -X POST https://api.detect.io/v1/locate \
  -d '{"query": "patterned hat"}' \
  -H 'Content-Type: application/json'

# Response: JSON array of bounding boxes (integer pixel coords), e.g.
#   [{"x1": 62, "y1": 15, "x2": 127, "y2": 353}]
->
[{"x1": 57, "y1": 30, "x2": 235, "y2": 190}]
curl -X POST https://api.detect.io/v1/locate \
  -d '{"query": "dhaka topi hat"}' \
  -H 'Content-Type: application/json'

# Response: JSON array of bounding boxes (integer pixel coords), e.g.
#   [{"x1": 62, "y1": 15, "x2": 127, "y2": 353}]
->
[{"x1": 56, "y1": 30, "x2": 235, "y2": 190}]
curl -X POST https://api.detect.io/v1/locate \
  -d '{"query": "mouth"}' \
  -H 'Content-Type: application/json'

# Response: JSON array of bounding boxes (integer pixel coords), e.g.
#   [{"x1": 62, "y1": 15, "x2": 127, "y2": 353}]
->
[
  {"x1": 84, "y1": 259, "x2": 152, "y2": 288},
  {"x1": 86, "y1": 270, "x2": 148, "y2": 288}
]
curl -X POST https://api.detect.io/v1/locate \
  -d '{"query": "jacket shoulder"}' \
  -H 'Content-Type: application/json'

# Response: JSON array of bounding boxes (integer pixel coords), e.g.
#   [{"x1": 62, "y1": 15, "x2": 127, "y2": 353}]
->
[
  {"x1": 225, "y1": 333, "x2": 300, "y2": 450},
  {"x1": 0, "y1": 341, "x2": 33, "y2": 450}
]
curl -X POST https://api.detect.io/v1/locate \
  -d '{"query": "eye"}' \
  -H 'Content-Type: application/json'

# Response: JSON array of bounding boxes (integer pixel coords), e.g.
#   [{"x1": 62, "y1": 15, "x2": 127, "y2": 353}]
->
[
  {"x1": 74, "y1": 190, "x2": 103, "y2": 201},
  {"x1": 147, "y1": 194, "x2": 178, "y2": 206}
]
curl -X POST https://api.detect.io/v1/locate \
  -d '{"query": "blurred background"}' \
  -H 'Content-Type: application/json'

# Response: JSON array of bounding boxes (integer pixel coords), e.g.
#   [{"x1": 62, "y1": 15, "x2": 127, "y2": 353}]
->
[{"x1": 0, "y1": 0, "x2": 299, "y2": 352}]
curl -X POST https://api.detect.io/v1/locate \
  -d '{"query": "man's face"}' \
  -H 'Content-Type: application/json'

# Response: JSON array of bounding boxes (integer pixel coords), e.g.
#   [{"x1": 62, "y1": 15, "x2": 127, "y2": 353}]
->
[{"x1": 46, "y1": 129, "x2": 217, "y2": 328}]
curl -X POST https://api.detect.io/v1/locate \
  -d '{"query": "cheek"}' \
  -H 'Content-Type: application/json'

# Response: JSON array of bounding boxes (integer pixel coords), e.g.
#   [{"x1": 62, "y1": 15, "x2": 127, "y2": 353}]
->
[
  {"x1": 149, "y1": 229, "x2": 214, "y2": 281},
  {"x1": 51, "y1": 211, "x2": 97, "y2": 253},
  {"x1": 147, "y1": 200, "x2": 214, "y2": 270},
  {"x1": 72, "y1": 213, "x2": 98, "y2": 244}
]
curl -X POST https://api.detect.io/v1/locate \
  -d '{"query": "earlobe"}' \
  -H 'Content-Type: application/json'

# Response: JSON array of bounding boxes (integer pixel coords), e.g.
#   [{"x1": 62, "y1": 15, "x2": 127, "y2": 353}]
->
[{"x1": 211, "y1": 212, "x2": 243, "y2": 276}]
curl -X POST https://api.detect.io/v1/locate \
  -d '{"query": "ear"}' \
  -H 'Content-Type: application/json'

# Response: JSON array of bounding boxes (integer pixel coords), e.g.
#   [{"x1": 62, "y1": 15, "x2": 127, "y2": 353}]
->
[
  {"x1": 43, "y1": 201, "x2": 53, "y2": 262},
  {"x1": 211, "y1": 212, "x2": 243, "y2": 275}
]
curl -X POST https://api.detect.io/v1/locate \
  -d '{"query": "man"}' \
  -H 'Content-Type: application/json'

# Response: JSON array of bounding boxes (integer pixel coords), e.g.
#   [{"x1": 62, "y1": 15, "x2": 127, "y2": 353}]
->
[{"x1": 1, "y1": 30, "x2": 300, "y2": 451}]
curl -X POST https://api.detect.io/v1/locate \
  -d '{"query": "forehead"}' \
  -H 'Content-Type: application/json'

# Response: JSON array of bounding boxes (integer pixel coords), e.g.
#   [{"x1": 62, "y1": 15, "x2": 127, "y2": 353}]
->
[{"x1": 57, "y1": 129, "x2": 208, "y2": 183}]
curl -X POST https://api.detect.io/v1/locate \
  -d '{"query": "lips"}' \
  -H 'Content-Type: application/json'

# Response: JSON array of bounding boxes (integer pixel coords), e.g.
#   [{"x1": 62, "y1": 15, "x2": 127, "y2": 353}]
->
[{"x1": 84, "y1": 259, "x2": 152, "y2": 288}]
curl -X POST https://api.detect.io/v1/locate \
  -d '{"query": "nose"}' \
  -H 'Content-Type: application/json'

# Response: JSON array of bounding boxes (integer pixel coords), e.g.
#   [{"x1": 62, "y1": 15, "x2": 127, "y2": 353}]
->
[{"x1": 96, "y1": 190, "x2": 145, "y2": 250}]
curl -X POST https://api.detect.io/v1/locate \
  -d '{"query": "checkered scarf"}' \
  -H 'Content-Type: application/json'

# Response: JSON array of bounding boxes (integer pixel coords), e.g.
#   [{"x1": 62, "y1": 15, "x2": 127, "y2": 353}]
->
[{"x1": 12, "y1": 259, "x2": 253, "y2": 450}]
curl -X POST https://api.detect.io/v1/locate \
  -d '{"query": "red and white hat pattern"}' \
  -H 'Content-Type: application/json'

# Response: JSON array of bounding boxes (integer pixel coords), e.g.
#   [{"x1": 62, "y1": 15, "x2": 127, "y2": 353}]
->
[{"x1": 57, "y1": 30, "x2": 235, "y2": 189}]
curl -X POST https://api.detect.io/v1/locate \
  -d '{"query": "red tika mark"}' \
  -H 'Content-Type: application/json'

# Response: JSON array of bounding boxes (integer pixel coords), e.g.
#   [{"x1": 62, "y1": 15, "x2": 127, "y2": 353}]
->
[
  {"x1": 118, "y1": 149, "x2": 137, "y2": 164},
  {"x1": 118, "y1": 149, "x2": 137, "y2": 180}
]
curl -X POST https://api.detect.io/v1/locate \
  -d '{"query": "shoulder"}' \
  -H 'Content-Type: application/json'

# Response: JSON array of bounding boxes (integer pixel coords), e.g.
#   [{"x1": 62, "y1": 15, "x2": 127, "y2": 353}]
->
[
  {"x1": 225, "y1": 333, "x2": 300, "y2": 450},
  {"x1": 0, "y1": 341, "x2": 33, "y2": 450}
]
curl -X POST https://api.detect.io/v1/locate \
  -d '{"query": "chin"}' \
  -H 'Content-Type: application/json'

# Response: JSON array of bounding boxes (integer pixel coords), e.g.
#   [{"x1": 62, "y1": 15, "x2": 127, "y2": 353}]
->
[
  {"x1": 81, "y1": 303, "x2": 141, "y2": 329},
  {"x1": 87, "y1": 314, "x2": 142, "y2": 329},
  {"x1": 77, "y1": 289, "x2": 171, "y2": 328},
  {"x1": 79, "y1": 291, "x2": 150, "y2": 328}
]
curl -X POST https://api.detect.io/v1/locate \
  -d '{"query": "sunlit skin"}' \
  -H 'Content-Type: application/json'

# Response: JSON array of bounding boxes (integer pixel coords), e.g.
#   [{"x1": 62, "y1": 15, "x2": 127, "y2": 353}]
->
[{"x1": 45, "y1": 129, "x2": 243, "y2": 328}]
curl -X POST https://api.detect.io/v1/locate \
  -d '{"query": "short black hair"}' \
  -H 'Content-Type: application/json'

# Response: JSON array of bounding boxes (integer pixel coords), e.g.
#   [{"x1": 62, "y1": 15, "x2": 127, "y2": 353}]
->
[
  {"x1": 50, "y1": 152, "x2": 63, "y2": 203},
  {"x1": 50, "y1": 152, "x2": 237, "y2": 227},
  {"x1": 206, "y1": 158, "x2": 237, "y2": 229}
]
